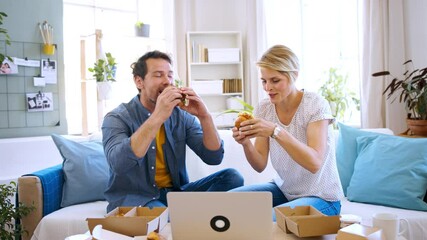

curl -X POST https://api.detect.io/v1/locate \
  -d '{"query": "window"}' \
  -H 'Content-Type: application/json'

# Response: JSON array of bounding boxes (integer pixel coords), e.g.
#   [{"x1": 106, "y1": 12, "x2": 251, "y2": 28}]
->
[
  {"x1": 262, "y1": 0, "x2": 360, "y2": 125},
  {"x1": 63, "y1": 0, "x2": 173, "y2": 134}
]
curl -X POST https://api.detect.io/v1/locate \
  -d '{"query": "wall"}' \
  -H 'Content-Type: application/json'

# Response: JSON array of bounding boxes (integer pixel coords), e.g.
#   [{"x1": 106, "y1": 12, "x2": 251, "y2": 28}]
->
[
  {"x1": 0, "y1": 0, "x2": 67, "y2": 138},
  {"x1": 405, "y1": 0, "x2": 427, "y2": 67}
]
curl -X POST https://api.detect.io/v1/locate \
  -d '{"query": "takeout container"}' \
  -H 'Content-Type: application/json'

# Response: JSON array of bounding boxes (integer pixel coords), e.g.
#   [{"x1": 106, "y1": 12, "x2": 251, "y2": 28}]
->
[
  {"x1": 274, "y1": 205, "x2": 340, "y2": 237},
  {"x1": 86, "y1": 206, "x2": 168, "y2": 238},
  {"x1": 336, "y1": 223, "x2": 385, "y2": 240}
]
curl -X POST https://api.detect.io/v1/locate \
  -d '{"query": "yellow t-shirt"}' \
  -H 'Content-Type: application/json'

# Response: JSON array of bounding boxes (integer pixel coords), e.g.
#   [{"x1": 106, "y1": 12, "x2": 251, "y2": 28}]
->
[{"x1": 155, "y1": 124, "x2": 173, "y2": 188}]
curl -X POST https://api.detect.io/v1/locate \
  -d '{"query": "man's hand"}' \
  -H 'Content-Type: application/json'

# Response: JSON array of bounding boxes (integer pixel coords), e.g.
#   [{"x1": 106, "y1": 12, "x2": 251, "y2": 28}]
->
[
  {"x1": 152, "y1": 85, "x2": 183, "y2": 121},
  {"x1": 178, "y1": 87, "x2": 210, "y2": 118}
]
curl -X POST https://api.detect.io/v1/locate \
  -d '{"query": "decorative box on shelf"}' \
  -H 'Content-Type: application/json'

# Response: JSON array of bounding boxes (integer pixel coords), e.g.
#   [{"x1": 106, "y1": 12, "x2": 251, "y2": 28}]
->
[
  {"x1": 207, "y1": 48, "x2": 240, "y2": 63},
  {"x1": 191, "y1": 80, "x2": 223, "y2": 95}
]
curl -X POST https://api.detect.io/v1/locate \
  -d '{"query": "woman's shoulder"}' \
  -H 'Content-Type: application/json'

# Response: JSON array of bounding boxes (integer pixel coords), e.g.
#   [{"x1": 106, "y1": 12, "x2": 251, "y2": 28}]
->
[{"x1": 302, "y1": 91, "x2": 328, "y2": 106}]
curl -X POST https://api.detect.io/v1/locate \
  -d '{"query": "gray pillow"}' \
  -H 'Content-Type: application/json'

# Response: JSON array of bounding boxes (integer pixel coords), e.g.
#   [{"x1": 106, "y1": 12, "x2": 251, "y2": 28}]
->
[{"x1": 51, "y1": 134, "x2": 109, "y2": 207}]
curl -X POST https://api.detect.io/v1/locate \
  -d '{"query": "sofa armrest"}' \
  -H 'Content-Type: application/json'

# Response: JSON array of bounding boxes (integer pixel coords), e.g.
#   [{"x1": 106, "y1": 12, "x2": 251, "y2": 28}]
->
[
  {"x1": 18, "y1": 176, "x2": 43, "y2": 240},
  {"x1": 18, "y1": 164, "x2": 63, "y2": 240}
]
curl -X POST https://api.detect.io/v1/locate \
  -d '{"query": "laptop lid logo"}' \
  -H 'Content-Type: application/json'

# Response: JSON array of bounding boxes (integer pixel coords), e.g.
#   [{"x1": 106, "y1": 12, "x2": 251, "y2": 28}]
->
[{"x1": 210, "y1": 215, "x2": 230, "y2": 232}]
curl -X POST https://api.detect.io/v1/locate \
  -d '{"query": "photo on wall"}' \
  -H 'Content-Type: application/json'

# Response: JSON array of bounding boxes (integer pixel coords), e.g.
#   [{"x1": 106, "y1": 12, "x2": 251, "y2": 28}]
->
[
  {"x1": 27, "y1": 91, "x2": 54, "y2": 112},
  {"x1": 0, "y1": 58, "x2": 18, "y2": 74},
  {"x1": 40, "y1": 59, "x2": 57, "y2": 84}
]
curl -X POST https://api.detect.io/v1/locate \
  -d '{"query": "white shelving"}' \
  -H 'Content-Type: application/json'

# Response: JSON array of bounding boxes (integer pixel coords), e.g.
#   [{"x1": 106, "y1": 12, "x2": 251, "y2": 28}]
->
[{"x1": 186, "y1": 31, "x2": 244, "y2": 128}]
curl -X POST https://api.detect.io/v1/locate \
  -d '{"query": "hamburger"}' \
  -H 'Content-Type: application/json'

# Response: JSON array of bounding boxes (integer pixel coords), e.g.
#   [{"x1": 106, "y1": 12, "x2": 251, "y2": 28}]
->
[
  {"x1": 234, "y1": 112, "x2": 254, "y2": 129},
  {"x1": 178, "y1": 91, "x2": 188, "y2": 107}
]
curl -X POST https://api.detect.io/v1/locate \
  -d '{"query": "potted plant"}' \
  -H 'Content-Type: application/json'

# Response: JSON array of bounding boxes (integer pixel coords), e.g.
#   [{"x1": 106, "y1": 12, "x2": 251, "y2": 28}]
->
[
  {"x1": 319, "y1": 67, "x2": 360, "y2": 128},
  {"x1": 135, "y1": 21, "x2": 150, "y2": 37},
  {"x1": 0, "y1": 181, "x2": 35, "y2": 240},
  {"x1": 372, "y1": 60, "x2": 427, "y2": 136},
  {"x1": 0, "y1": 11, "x2": 12, "y2": 64},
  {"x1": 88, "y1": 52, "x2": 117, "y2": 100}
]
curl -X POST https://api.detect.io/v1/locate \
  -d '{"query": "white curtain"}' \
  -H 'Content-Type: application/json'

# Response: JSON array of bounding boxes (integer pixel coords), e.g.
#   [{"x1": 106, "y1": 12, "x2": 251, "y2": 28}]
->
[{"x1": 360, "y1": 0, "x2": 407, "y2": 133}]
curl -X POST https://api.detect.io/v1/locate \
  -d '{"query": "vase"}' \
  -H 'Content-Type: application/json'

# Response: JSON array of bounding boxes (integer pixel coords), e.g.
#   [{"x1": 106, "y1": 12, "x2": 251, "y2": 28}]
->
[
  {"x1": 135, "y1": 24, "x2": 150, "y2": 37},
  {"x1": 406, "y1": 119, "x2": 427, "y2": 136},
  {"x1": 97, "y1": 81, "x2": 113, "y2": 100}
]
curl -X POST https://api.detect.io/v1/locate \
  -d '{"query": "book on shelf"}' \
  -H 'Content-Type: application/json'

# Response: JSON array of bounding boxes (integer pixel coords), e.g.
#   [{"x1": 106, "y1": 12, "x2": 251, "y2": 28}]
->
[
  {"x1": 223, "y1": 78, "x2": 242, "y2": 93},
  {"x1": 191, "y1": 41, "x2": 208, "y2": 63}
]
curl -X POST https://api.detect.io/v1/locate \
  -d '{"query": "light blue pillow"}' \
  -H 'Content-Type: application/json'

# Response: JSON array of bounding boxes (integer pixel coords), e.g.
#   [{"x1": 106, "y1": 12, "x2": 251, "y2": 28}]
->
[
  {"x1": 51, "y1": 134, "x2": 109, "y2": 207},
  {"x1": 336, "y1": 122, "x2": 387, "y2": 195},
  {"x1": 347, "y1": 135, "x2": 427, "y2": 211}
]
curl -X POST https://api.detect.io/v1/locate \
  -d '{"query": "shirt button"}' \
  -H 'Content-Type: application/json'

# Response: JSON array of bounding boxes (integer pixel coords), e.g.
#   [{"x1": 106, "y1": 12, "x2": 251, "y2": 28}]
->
[
  {"x1": 148, "y1": 113, "x2": 151, "y2": 116},
  {"x1": 151, "y1": 166, "x2": 154, "y2": 170},
  {"x1": 152, "y1": 197, "x2": 156, "y2": 200},
  {"x1": 153, "y1": 184, "x2": 156, "y2": 187},
  {"x1": 151, "y1": 146, "x2": 155, "y2": 150}
]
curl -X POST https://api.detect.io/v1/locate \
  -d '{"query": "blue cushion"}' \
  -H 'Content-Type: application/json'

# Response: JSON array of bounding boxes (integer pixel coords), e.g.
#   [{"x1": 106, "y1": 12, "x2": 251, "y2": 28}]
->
[
  {"x1": 51, "y1": 134, "x2": 109, "y2": 207},
  {"x1": 336, "y1": 123, "x2": 388, "y2": 195},
  {"x1": 347, "y1": 135, "x2": 427, "y2": 211}
]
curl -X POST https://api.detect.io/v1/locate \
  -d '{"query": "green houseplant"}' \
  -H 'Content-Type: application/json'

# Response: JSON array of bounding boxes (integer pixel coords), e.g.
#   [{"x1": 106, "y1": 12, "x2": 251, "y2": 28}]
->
[
  {"x1": 0, "y1": 181, "x2": 35, "y2": 240},
  {"x1": 220, "y1": 97, "x2": 254, "y2": 115},
  {"x1": 372, "y1": 60, "x2": 427, "y2": 135},
  {"x1": 319, "y1": 67, "x2": 360, "y2": 126},
  {"x1": 88, "y1": 52, "x2": 117, "y2": 100},
  {"x1": 0, "y1": 11, "x2": 12, "y2": 64},
  {"x1": 88, "y1": 52, "x2": 117, "y2": 82}
]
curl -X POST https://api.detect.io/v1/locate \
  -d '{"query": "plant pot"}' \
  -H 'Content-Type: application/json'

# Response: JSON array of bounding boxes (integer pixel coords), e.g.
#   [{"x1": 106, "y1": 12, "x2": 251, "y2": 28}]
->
[
  {"x1": 97, "y1": 81, "x2": 113, "y2": 100},
  {"x1": 135, "y1": 24, "x2": 150, "y2": 37},
  {"x1": 406, "y1": 118, "x2": 427, "y2": 136}
]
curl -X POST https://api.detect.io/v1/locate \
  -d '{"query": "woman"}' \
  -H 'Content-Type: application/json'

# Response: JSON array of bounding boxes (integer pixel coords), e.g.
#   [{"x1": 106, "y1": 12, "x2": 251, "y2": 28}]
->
[{"x1": 231, "y1": 45, "x2": 343, "y2": 217}]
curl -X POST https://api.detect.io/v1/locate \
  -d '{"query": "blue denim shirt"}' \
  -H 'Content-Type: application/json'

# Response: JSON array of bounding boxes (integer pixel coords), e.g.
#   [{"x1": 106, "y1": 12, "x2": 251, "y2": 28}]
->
[{"x1": 101, "y1": 95, "x2": 224, "y2": 212}]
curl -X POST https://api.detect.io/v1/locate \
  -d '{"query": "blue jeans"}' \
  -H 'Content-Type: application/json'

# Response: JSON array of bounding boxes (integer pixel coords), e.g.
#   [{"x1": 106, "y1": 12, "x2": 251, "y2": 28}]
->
[
  {"x1": 145, "y1": 168, "x2": 244, "y2": 208},
  {"x1": 229, "y1": 182, "x2": 341, "y2": 221}
]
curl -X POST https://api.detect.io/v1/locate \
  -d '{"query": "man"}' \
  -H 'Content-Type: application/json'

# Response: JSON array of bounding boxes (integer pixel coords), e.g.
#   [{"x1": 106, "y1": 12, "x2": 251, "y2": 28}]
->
[{"x1": 102, "y1": 50, "x2": 243, "y2": 212}]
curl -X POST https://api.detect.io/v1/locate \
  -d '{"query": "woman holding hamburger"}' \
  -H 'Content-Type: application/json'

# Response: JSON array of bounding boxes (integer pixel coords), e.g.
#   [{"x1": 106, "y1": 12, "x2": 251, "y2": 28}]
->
[{"x1": 230, "y1": 45, "x2": 344, "y2": 217}]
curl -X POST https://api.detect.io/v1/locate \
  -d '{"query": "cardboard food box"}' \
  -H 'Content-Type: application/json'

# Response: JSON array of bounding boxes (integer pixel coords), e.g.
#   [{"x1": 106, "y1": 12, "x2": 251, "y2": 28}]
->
[
  {"x1": 336, "y1": 223, "x2": 385, "y2": 240},
  {"x1": 274, "y1": 205, "x2": 340, "y2": 237},
  {"x1": 86, "y1": 207, "x2": 168, "y2": 237}
]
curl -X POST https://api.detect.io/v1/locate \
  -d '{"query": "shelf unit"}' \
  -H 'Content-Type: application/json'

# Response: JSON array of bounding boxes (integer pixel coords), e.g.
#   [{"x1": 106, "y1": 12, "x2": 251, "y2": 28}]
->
[{"x1": 186, "y1": 31, "x2": 244, "y2": 128}]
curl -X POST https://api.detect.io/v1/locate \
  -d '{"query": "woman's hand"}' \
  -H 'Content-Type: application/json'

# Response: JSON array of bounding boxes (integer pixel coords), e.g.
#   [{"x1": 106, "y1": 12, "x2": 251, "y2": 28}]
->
[{"x1": 238, "y1": 118, "x2": 276, "y2": 139}]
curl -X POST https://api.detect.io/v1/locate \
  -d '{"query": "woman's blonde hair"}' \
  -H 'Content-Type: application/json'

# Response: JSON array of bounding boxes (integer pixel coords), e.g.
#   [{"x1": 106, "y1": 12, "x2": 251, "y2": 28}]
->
[{"x1": 257, "y1": 45, "x2": 299, "y2": 83}]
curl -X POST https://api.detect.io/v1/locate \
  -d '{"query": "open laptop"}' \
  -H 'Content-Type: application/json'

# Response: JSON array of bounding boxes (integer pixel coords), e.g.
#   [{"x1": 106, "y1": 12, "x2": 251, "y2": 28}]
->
[{"x1": 167, "y1": 192, "x2": 273, "y2": 240}]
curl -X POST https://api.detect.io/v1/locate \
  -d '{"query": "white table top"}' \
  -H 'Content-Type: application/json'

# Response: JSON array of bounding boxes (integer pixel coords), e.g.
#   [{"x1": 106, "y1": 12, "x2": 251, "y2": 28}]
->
[
  {"x1": 66, "y1": 223, "x2": 337, "y2": 240},
  {"x1": 156, "y1": 223, "x2": 336, "y2": 240}
]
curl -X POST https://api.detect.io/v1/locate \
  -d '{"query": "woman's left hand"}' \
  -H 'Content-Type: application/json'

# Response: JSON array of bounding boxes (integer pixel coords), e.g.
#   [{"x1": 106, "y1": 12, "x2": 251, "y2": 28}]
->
[{"x1": 238, "y1": 118, "x2": 276, "y2": 138}]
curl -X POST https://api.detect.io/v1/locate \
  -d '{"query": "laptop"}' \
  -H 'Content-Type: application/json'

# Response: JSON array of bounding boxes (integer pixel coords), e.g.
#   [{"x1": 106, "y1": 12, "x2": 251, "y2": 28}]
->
[{"x1": 167, "y1": 192, "x2": 273, "y2": 240}]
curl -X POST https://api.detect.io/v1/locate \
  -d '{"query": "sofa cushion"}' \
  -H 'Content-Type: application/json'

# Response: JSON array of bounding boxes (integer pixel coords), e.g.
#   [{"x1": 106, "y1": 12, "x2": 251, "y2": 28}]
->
[
  {"x1": 51, "y1": 134, "x2": 109, "y2": 208},
  {"x1": 336, "y1": 122, "x2": 392, "y2": 195},
  {"x1": 346, "y1": 134, "x2": 427, "y2": 211}
]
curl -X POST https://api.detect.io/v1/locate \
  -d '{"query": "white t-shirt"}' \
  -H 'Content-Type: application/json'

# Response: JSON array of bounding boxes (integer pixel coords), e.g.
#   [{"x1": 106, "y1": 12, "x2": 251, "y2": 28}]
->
[{"x1": 254, "y1": 91, "x2": 344, "y2": 201}]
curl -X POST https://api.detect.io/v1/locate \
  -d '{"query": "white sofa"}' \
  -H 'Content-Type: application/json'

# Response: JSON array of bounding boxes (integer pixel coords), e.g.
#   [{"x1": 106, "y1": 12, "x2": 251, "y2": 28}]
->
[{"x1": 17, "y1": 129, "x2": 427, "y2": 240}]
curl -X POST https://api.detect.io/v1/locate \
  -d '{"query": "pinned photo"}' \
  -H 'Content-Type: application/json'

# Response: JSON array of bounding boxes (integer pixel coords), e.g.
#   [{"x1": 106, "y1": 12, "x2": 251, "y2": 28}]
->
[
  {"x1": 27, "y1": 91, "x2": 54, "y2": 112},
  {"x1": 41, "y1": 59, "x2": 57, "y2": 84},
  {"x1": 0, "y1": 58, "x2": 18, "y2": 74}
]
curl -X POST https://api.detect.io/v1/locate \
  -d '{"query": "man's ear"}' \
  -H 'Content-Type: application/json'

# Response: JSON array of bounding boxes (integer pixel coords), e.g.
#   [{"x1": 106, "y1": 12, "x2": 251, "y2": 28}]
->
[{"x1": 134, "y1": 75, "x2": 144, "y2": 89}]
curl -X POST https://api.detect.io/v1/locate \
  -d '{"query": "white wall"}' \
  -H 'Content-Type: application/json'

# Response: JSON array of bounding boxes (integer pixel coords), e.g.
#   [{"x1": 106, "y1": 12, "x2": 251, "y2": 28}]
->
[
  {"x1": 404, "y1": 0, "x2": 427, "y2": 68},
  {"x1": 0, "y1": 137, "x2": 62, "y2": 185}
]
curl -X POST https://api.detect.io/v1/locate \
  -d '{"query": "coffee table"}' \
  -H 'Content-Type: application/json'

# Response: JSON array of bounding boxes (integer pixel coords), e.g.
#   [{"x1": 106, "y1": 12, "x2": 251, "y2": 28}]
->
[
  {"x1": 66, "y1": 223, "x2": 337, "y2": 240},
  {"x1": 157, "y1": 223, "x2": 337, "y2": 240}
]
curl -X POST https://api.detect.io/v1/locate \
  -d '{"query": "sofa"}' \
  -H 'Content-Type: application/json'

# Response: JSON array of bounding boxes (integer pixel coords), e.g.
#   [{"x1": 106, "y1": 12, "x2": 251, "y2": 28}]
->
[{"x1": 17, "y1": 126, "x2": 427, "y2": 240}]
